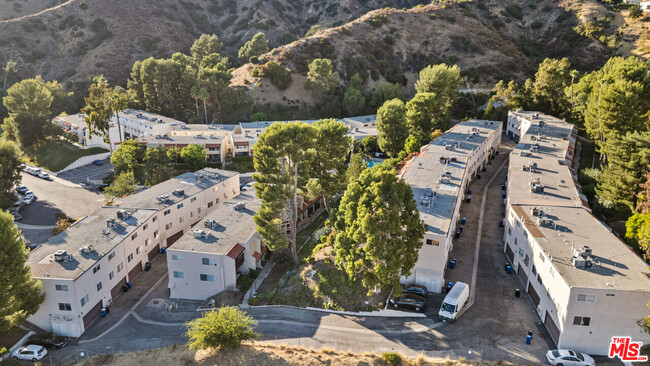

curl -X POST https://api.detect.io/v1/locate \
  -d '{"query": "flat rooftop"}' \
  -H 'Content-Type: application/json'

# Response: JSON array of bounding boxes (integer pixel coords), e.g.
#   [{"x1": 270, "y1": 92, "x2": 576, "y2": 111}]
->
[
  {"x1": 239, "y1": 120, "x2": 323, "y2": 130},
  {"x1": 513, "y1": 204, "x2": 650, "y2": 291},
  {"x1": 118, "y1": 168, "x2": 238, "y2": 210},
  {"x1": 343, "y1": 115, "x2": 376, "y2": 124},
  {"x1": 27, "y1": 207, "x2": 157, "y2": 280},
  {"x1": 54, "y1": 114, "x2": 88, "y2": 128},
  {"x1": 400, "y1": 119, "x2": 502, "y2": 235},
  {"x1": 139, "y1": 134, "x2": 226, "y2": 145},
  {"x1": 171, "y1": 124, "x2": 239, "y2": 133},
  {"x1": 170, "y1": 189, "x2": 260, "y2": 255},
  {"x1": 121, "y1": 109, "x2": 186, "y2": 126},
  {"x1": 507, "y1": 112, "x2": 584, "y2": 207},
  {"x1": 347, "y1": 127, "x2": 378, "y2": 140}
]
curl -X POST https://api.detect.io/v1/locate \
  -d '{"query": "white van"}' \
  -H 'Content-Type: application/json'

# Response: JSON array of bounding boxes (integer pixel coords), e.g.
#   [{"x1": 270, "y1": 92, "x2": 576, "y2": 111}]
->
[{"x1": 438, "y1": 281, "x2": 469, "y2": 322}]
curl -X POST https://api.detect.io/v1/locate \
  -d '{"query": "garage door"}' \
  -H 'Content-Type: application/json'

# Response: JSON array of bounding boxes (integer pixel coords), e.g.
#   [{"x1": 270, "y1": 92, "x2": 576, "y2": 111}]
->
[
  {"x1": 111, "y1": 276, "x2": 126, "y2": 299},
  {"x1": 528, "y1": 282, "x2": 540, "y2": 307},
  {"x1": 128, "y1": 261, "x2": 142, "y2": 282},
  {"x1": 148, "y1": 244, "x2": 160, "y2": 261},
  {"x1": 505, "y1": 243, "x2": 515, "y2": 263},
  {"x1": 83, "y1": 301, "x2": 103, "y2": 329},
  {"x1": 517, "y1": 265, "x2": 528, "y2": 286},
  {"x1": 544, "y1": 311, "x2": 560, "y2": 346},
  {"x1": 166, "y1": 230, "x2": 184, "y2": 247}
]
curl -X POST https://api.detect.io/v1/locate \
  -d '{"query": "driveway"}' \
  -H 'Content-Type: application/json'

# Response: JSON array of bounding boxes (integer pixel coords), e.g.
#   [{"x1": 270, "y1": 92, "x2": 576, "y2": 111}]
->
[{"x1": 55, "y1": 158, "x2": 113, "y2": 185}]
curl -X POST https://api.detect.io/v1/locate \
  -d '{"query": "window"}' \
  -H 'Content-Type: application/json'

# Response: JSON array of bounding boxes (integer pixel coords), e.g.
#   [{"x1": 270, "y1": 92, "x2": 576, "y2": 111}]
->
[
  {"x1": 514, "y1": 238, "x2": 518, "y2": 245},
  {"x1": 523, "y1": 230, "x2": 528, "y2": 238},
  {"x1": 128, "y1": 253, "x2": 134, "y2": 262},
  {"x1": 524, "y1": 254, "x2": 529, "y2": 266},
  {"x1": 108, "y1": 252, "x2": 115, "y2": 261},
  {"x1": 173, "y1": 271, "x2": 184, "y2": 279},
  {"x1": 577, "y1": 294, "x2": 595, "y2": 303},
  {"x1": 215, "y1": 198, "x2": 220, "y2": 204},
  {"x1": 208, "y1": 201, "x2": 213, "y2": 208},
  {"x1": 143, "y1": 223, "x2": 148, "y2": 230},
  {"x1": 164, "y1": 209, "x2": 171, "y2": 216},
  {"x1": 97, "y1": 282, "x2": 102, "y2": 291},
  {"x1": 539, "y1": 252, "x2": 545, "y2": 262},
  {"x1": 516, "y1": 220, "x2": 521, "y2": 228},
  {"x1": 518, "y1": 248, "x2": 524, "y2": 257},
  {"x1": 152, "y1": 216, "x2": 157, "y2": 222},
  {"x1": 136, "y1": 246, "x2": 141, "y2": 254},
  {"x1": 200, "y1": 274, "x2": 215, "y2": 282},
  {"x1": 165, "y1": 223, "x2": 172, "y2": 230},
  {"x1": 55, "y1": 284, "x2": 68, "y2": 291},
  {"x1": 154, "y1": 230, "x2": 159, "y2": 238},
  {"x1": 172, "y1": 254, "x2": 182, "y2": 261},
  {"x1": 190, "y1": 197, "x2": 196, "y2": 203},
  {"x1": 508, "y1": 227, "x2": 512, "y2": 236},
  {"x1": 532, "y1": 265, "x2": 537, "y2": 276},
  {"x1": 179, "y1": 217, "x2": 184, "y2": 224},
  {"x1": 425, "y1": 239, "x2": 440, "y2": 246},
  {"x1": 93, "y1": 265, "x2": 101, "y2": 274},
  {"x1": 109, "y1": 271, "x2": 114, "y2": 280},
  {"x1": 606, "y1": 293, "x2": 615, "y2": 297},
  {"x1": 145, "y1": 238, "x2": 150, "y2": 247},
  {"x1": 80, "y1": 294, "x2": 89, "y2": 307},
  {"x1": 202, "y1": 258, "x2": 215, "y2": 266},
  {"x1": 177, "y1": 203, "x2": 183, "y2": 209},
  {"x1": 117, "y1": 262, "x2": 124, "y2": 272},
  {"x1": 131, "y1": 233, "x2": 138, "y2": 240},
  {"x1": 573, "y1": 316, "x2": 591, "y2": 326},
  {"x1": 190, "y1": 211, "x2": 194, "y2": 218},
  {"x1": 198, "y1": 207, "x2": 202, "y2": 213},
  {"x1": 58, "y1": 303, "x2": 72, "y2": 311}
]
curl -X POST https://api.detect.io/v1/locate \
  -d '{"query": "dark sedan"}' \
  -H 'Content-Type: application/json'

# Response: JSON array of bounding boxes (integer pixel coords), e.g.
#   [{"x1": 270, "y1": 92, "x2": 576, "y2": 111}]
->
[
  {"x1": 403, "y1": 284, "x2": 428, "y2": 297},
  {"x1": 389, "y1": 294, "x2": 426, "y2": 312},
  {"x1": 27, "y1": 333, "x2": 67, "y2": 349}
]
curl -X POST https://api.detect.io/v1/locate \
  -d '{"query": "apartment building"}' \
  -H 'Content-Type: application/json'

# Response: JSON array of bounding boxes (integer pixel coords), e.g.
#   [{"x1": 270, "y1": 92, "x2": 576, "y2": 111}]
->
[
  {"x1": 399, "y1": 119, "x2": 502, "y2": 292},
  {"x1": 343, "y1": 115, "x2": 378, "y2": 141},
  {"x1": 26, "y1": 169, "x2": 240, "y2": 337},
  {"x1": 139, "y1": 134, "x2": 231, "y2": 164},
  {"x1": 503, "y1": 111, "x2": 650, "y2": 355},
  {"x1": 52, "y1": 114, "x2": 115, "y2": 150},
  {"x1": 113, "y1": 109, "x2": 185, "y2": 141},
  {"x1": 167, "y1": 190, "x2": 266, "y2": 300}
]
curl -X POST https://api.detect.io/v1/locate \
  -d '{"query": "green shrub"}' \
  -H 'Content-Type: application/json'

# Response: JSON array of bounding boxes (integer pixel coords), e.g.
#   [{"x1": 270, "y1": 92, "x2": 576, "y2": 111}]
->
[
  {"x1": 530, "y1": 21, "x2": 543, "y2": 30},
  {"x1": 239, "y1": 275, "x2": 255, "y2": 293},
  {"x1": 248, "y1": 297, "x2": 260, "y2": 306},
  {"x1": 382, "y1": 352, "x2": 402, "y2": 365},
  {"x1": 0, "y1": 347, "x2": 7, "y2": 356},
  {"x1": 264, "y1": 61, "x2": 292, "y2": 90},
  {"x1": 366, "y1": 14, "x2": 388, "y2": 27},
  {"x1": 185, "y1": 307, "x2": 259, "y2": 350},
  {"x1": 504, "y1": 4, "x2": 523, "y2": 20}
]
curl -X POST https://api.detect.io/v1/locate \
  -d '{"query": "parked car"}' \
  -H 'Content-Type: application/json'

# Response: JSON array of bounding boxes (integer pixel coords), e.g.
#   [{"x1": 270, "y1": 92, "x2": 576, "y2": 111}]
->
[
  {"x1": 38, "y1": 172, "x2": 50, "y2": 180},
  {"x1": 95, "y1": 184, "x2": 109, "y2": 192},
  {"x1": 22, "y1": 194, "x2": 35, "y2": 205},
  {"x1": 12, "y1": 212, "x2": 22, "y2": 221},
  {"x1": 93, "y1": 159, "x2": 104, "y2": 165},
  {"x1": 16, "y1": 185, "x2": 28, "y2": 195},
  {"x1": 546, "y1": 349, "x2": 595, "y2": 366},
  {"x1": 11, "y1": 344, "x2": 47, "y2": 361},
  {"x1": 28, "y1": 167, "x2": 41, "y2": 176},
  {"x1": 389, "y1": 293, "x2": 426, "y2": 312},
  {"x1": 10, "y1": 200, "x2": 25, "y2": 213},
  {"x1": 27, "y1": 333, "x2": 67, "y2": 349},
  {"x1": 403, "y1": 283, "x2": 428, "y2": 297}
]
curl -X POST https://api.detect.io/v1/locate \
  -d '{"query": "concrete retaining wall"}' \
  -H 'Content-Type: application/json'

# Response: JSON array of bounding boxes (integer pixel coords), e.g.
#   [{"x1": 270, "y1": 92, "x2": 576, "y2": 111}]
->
[{"x1": 57, "y1": 152, "x2": 110, "y2": 173}]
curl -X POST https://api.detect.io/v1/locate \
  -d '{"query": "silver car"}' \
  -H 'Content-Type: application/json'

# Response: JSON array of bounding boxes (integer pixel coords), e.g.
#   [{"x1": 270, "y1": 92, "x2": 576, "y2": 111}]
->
[
  {"x1": 12, "y1": 344, "x2": 47, "y2": 361},
  {"x1": 546, "y1": 349, "x2": 595, "y2": 366}
]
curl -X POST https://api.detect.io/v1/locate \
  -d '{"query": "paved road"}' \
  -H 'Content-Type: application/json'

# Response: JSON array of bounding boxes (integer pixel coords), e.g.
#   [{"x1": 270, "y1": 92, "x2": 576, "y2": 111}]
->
[{"x1": 56, "y1": 159, "x2": 113, "y2": 184}]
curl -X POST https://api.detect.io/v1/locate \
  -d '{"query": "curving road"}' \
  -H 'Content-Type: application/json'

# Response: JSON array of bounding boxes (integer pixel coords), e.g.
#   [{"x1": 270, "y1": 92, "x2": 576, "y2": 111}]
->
[{"x1": 0, "y1": 0, "x2": 79, "y2": 24}]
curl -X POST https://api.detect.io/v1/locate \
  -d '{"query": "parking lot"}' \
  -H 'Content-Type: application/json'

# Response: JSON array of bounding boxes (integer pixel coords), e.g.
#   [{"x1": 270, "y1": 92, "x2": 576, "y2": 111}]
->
[{"x1": 56, "y1": 158, "x2": 113, "y2": 184}]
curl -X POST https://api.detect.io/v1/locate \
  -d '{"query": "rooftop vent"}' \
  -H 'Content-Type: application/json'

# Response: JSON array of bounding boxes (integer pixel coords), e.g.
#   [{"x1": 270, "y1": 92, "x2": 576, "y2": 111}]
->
[
  {"x1": 156, "y1": 194, "x2": 170, "y2": 203},
  {"x1": 530, "y1": 207, "x2": 545, "y2": 217},
  {"x1": 204, "y1": 219, "x2": 219, "y2": 229},
  {"x1": 117, "y1": 210, "x2": 131, "y2": 221},
  {"x1": 192, "y1": 230, "x2": 208, "y2": 239},
  {"x1": 172, "y1": 189, "x2": 185, "y2": 197},
  {"x1": 572, "y1": 255, "x2": 593, "y2": 269},
  {"x1": 54, "y1": 250, "x2": 70, "y2": 262},
  {"x1": 106, "y1": 218, "x2": 117, "y2": 229},
  {"x1": 442, "y1": 171, "x2": 452, "y2": 179},
  {"x1": 536, "y1": 217, "x2": 555, "y2": 228},
  {"x1": 79, "y1": 245, "x2": 94, "y2": 254},
  {"x1": 424, "y1": 188, "x2": 434, "y2": 197}
]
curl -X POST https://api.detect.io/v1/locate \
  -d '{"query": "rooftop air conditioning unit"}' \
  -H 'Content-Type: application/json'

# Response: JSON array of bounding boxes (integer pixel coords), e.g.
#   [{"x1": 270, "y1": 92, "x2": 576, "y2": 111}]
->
[
  {"x1": 54, "y1": 250, "x2": 69, "y2": 262},
  {"x1": 155, "y1": 134, "x2": 161, "y2": 139},
  {"x1": 580, "y1": 246, "x2": 592, "y2": 258},
  {"x1": 172, "y1": 189, "x2": 185, "y2": 197},
  {"x1": 156, "y1": 194, "x2": 170, "y2": 203},
  {"x1": 117, "y1": 210, "x2": 130, "y2": 220},
  {"x1": 106, "y1": 218, "x2": 116, "y2": 228},
  {"x1": 193, "y1": 230, "x2": 208, "y2": 239},
  {"x1": 79, "y1": 245, "x2": 94, "y2": 254},
  {"x1": 424, "y1": 188, "x2": 434, "y2": 197},
  {"x1": 572, "y1": 256, "x2": 592, "y2": 268},
  {"x1": 440, "y1": 177, "x2": 451, "y2": 184}
]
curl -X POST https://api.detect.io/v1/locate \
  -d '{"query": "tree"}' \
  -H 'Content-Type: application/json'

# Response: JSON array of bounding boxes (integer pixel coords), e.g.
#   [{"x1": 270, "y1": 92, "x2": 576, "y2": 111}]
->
[
  {"x1": 263, "y1": 61, "x2": 292, "y2": 90},
  {"x1": 637, "y1": 173, "x2": 650, "y2": 214},
  {"x1": 414, "y1": 63, "x2": 461, "y2": 106},
  {"x1": 625, "y1": 212, "x2": 650, "y2": 260},
  {"x1": 250, "y1": 112, "x2": 268, "y2": 122},
  {"x1": 185, "y1": 306, "x2": 258, "y2": 351},
  {"x1": 167, "y1": 146, "x2": 182, "y2": 163},
  {"x1": 2, "y1": 60, "x2": 18, "y2": 91},
  {"x1": 569, "y1": 69, "x2": 579, "y2": 113},
  {"x1": 0, "y1": 141, "x2": 24, "y2": 209},
  {"x1": 370, "y1": 82, "x2": 402, "y2": 109},
  {"x1": 181, "y1": 144, "x2": 206, "y2": 171},
  {"x1": 253, "y1": 122, "x2": 316, "y2": 265},
  {"x1": 144, "y1": 146, "x2": 173, "y2": 186},
  {"x1": 405, "y1": 92, "x2": 449, "y2": 136},
  {"x1": 404, "y1": 135, "x2": 422, "y2": 154},
  {"x1": 376, "y1": 99, "x2": 408, "y2": 157},
  {"x1": 361, "y1": 136, "x2": 378, "y2": 156},
  {"x1": 0, "y1": 211, "x2": 44, "y2": 331},
  {"x1": 110, "y1": 86, "x2": 131, "y2": 144},
  {"x1": 343, "y1": 73, "x2": 366, "y2": 116},
  {"x1": 346, "y1": 154, "x2": 367, "y2": 183},
  {"x1": 110, "y1": 139, "x2": 140, "y2": 175},
  {"x1": 238, "y1": 33, "x2": 270, "y2": 63},
  {"x1": 309, "y1": 119, "x2": 349, "y2": 212},
  {"x1": 305, "y1": 24, "x2": 323, "y2": 37},
  {"x1": 190, "y1": 34, "x2": 223, "y2": 70},
  {"x1": 629, "y1": 4, "x2": 643, "y2": 19},
  {"x1": 304, "y1": 58, "x2": 338, "y2": 99},
  {"x1": 531, "y1": 58, "x2": 571, "y2": 116},
  {"x1": 332, "y1": 167, "x2": 424, "y2": 292},
  {"x1": 1, "y1": 78, "x2": 53, "y2": 146},
  {"x1": 104, "y1": 171, "x2": 136, "y2": 202},
  {"x1": 82, "y1": 76, "x2": 129, "y2": 148}
]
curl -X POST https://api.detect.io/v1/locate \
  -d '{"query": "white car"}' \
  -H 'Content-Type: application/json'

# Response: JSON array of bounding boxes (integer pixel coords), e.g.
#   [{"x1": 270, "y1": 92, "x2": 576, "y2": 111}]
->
[
  {"x1": 38, "y1": 172, "x2": 50, "y2": 180},
  {"x1": 29, "y1": 168, "x2": 41, "y2": 176},
  {"x1": 12, "y1": 344, "x2": 47, "y2": 361},
  {"x1": 23, "y1": 192, "x2": 35, "y2": 204},
  {"x1": 546, "y1": 349, "x2": 595, "y2": 366}
]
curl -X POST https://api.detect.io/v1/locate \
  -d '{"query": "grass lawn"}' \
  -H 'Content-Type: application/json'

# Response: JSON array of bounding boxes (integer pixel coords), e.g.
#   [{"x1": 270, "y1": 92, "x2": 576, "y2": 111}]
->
[
  {"x1": 0, "y1": 326, "x2": 27, "y2": 349},
  {"x1": 226, "y1": 156, "x2": 254, "y2": 173},
  {"x1": 22, "y1": 138, "x2": 108, "y2": 172}
]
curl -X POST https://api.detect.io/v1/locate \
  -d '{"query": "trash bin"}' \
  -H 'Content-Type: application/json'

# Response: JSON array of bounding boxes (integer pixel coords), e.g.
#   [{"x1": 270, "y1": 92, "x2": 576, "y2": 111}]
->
[
  {"x1": 526, "y1": 334, "x2": 532, "y2": 344},
  {"x1": 160, "y1": 247, "x2": 167, "y2": 254},
  {"x1": 502, "y1": 192, "x2": 507, "y2": 198},
  {"x1": 477, "y1": 174, "x2": 481, "y2": 179},
  {"x1": 515, "y1": 289, "x2": 521, "y2": 297},
  {"x1": 458, "y1": 226, "x2": 464, "y2": 233},
  {"x1": 501, "y1": 184, "x2": 506, "y2": 191},
  {"x1": 144, "y1": 262, "x2": 151, "y2": 271},
  {"x1": 506, "y1": 265, "x2": 513, "y2": 274},
  {"x1": 126, "y1": 281, "x2": 132, "y2": 289},
  {"x1": 101, "y1": 308, "x2": 107, "y2": 317},
  {"x1": 455, "y1": 230, "x2": 460, "y2": 239},
  {"x1": 466, "y1": 196, "x2": 471, "y2": 203},
  {"x1": 467, "y1": 188, "x2": 472, "y2": 194},
  {"x1": 122, "y1": 284, "x2": 129, "y2": 292},
  {"x1": 461, "y1": 217, "x2": 467, "y2": 225},
  {"x1": 446, "y1": 281, "x2": 453, "y2": 293},
  {"x1": 449, "y1": 259, "x2": 457, "y2": 269}
]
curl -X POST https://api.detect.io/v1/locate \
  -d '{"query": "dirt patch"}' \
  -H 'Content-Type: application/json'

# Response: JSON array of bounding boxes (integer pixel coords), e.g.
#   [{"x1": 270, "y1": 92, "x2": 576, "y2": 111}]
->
[
  {"x1": 201, "y1": 290, "x2": 244, "y2": 308},
  {"x1": 76, "y1": 343, "x2": 513, "y2": 366},
  {"x1": 0, "y1": 326, "x2": 28, "y2": 349}
]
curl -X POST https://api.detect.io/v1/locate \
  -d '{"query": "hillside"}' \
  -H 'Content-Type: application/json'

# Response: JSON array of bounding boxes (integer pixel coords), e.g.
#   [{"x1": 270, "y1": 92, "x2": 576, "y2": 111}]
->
[
  {"x1": 0, "y1": 0, "x2": 429, "y2": 86},
  {"x1": 233, "y1": 0, "x2": 627, "y2": 106}
]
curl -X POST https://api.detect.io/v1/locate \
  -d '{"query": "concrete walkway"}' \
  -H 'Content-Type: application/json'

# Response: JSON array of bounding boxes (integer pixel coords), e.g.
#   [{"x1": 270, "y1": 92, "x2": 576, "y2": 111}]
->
[
  {"x1": 15, "y1": 223, "x2": 56, "y2": 230},
  {"x1": 241, "y1": 262, "x2": 275, "y2": 306}
]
